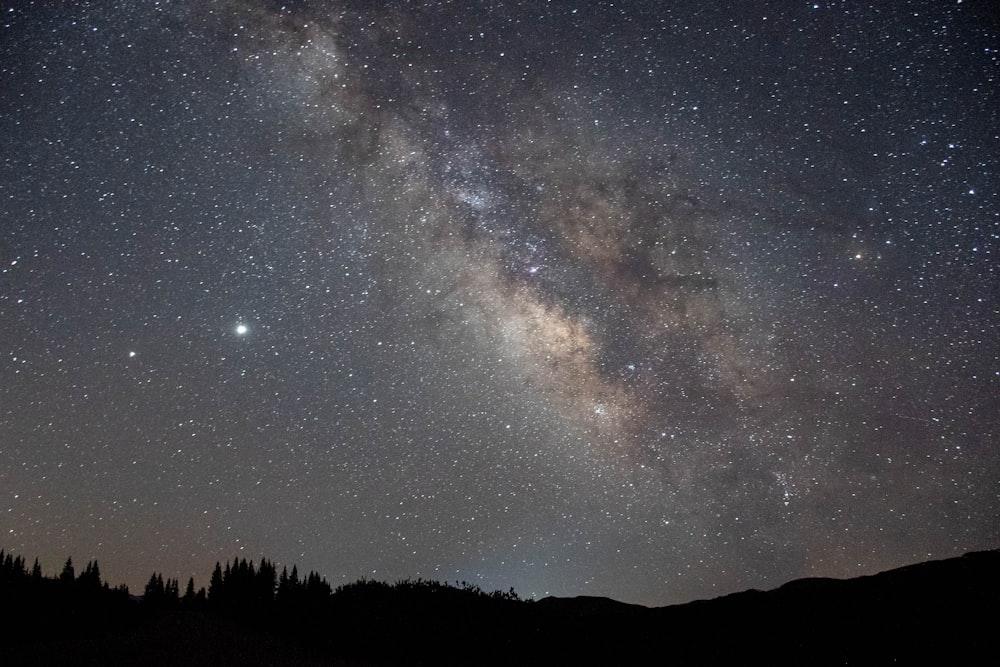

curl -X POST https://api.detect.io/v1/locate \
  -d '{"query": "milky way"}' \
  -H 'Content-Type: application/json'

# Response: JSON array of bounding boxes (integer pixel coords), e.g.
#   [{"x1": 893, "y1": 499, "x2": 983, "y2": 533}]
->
[{"x1": 1, "y1": 0, "x2": 997, "y2": 605}]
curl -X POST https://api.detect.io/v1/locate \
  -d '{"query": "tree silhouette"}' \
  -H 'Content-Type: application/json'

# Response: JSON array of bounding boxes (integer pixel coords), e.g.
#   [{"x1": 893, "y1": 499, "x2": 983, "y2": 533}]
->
[
  {"x1": 165, "y1": 577, "x2": 180, "y2": 605},
  {"x1": 144, "y1": 573, "x2": 160, "y2": 601},
  {"x1": 59, "y1": 557, "x2": 75, "y2": 585},
  {"x1": 277, "y1": 565, "x2": 291, "y2": 603},
  {"x1": 78, "y1": 560, "x2": 102, "y2": 591},
  {"x1": 256, "y1": 557, "x2": 277, "y2": 606},
  {"x1": 182, "y1": 576, "x2": 196, "y2": 607},
  {"x1": 208, "y1": 561, "x2": 224, "y2": 604},
  {"x1": 0, "y1": 549, "x2": 26, "y2": 579}
]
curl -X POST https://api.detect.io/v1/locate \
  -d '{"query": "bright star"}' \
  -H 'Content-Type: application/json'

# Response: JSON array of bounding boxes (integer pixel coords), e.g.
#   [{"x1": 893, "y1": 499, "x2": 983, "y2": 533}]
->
[{"x1": 235, "y1": 324, "x2": 248, "y2": 335}]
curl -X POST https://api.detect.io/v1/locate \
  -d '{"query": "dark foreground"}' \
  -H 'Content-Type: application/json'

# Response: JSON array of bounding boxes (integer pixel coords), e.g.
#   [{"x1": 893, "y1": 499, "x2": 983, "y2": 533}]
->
[{"x1": 2, "y1": 550, "x2": 996, "y2": 666}]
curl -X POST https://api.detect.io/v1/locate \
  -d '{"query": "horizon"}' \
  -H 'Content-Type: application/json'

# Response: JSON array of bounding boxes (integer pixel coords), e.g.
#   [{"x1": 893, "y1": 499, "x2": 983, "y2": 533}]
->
[{"x1": 6, "y1": 544, "x2": 994, "y2": 608}]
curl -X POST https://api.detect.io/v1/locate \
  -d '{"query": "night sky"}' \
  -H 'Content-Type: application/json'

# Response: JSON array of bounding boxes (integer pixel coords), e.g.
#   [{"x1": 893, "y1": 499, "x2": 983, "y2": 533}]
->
[{"x1": 1, "y1": 0, "x2": 997, "y2": 607}]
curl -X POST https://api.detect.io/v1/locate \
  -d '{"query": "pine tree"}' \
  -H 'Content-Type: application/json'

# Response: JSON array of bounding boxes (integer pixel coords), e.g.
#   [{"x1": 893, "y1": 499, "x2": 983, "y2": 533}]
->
[
  {"x1": 79, "y1": 560, "x2": 102, "y2": 590},
  {"x1": 59, "y1": 557, "x2": 75, "y2": 585},
  {"x1": 209, "y1": 562, "x2": 224, "y2": 605},
  {"x1": 0, "y1": 550, "x2": 25, "y2": 581},
  {"x1": 0, "y1": 550, "x2": 17, "y2": 586},
  {"x1": 144, "y1": 572, "x2": 164, "y2": 605},
  {"x1": 183, "y1": 576, "x2": 196, "y2": 606},
  {"x1": 277, "y1": 565, "x2": 291, "y2": 603},
  {"x1": 257, "y1": 557, "x2": 276, "y2": 604},
  {"x1": 165, "y1": 577, "x2": 180, "y2": 605}
]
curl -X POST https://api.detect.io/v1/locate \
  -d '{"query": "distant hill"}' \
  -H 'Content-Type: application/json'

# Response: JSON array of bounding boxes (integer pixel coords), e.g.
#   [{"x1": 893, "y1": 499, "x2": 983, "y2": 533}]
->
[
  {"x1": 562, "y1": 550, "x2": 998, "y2": 665},
  {"x1": 2, "y1": 550, "x2": 996, "y2": 665}
]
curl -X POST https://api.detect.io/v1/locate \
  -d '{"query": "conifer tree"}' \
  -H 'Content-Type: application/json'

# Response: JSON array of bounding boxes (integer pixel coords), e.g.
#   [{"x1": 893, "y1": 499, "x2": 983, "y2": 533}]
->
[
  {"x1": 165, "y1": 577, "x2": 180, "y2": 605},
  {"x1": 60, "y1": 557, "x2": 75, "y2": 585},
  {"x1": 257, "y1": 557, "x2": 277, "y2": 604},
  {"x1": 277, "y1": 565, "x2": 290, "y2": 603},
  {"x1": 144, "y1": 572, "x2": 164, "y2": 605},
  {"x1": 79, "y1": 560, "x2": 102, "y2": 590},
  {"x1": 183, "y1": 576, "x2": 196, "y2": 606},
  {"x1": 0, "y1": 550, "x2": 22, "y2": 585},
  {"x1": 209, "y1": 562, "x2": 224, "y2": 605}
]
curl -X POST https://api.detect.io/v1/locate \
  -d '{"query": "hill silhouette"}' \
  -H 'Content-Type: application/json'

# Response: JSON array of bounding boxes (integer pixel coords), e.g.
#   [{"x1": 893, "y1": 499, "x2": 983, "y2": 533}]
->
[{"x1": 1, "y1": 548, "x2": 996, "y2": 665}]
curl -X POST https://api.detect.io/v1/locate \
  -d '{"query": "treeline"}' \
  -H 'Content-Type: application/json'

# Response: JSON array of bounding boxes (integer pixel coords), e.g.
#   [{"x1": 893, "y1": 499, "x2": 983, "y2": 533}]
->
[
  {"x1": 1, "y1": 548, "x2": 130, "y2": 597},
  {"x1": 1, "y1": 547, "x2": 529, "y2": 664},
  {"x1": 138, "y1": 556, "x2": 334, "y2": 612},
  {"x1": 140, "y1": 554, "x2": 522, "y2": 615},
  {"x1": 2, "y1": 546, "x2": 521, "y2": 611},
  {"x1": 1, "y1": 548, "x2": 136, "y2": 653}
]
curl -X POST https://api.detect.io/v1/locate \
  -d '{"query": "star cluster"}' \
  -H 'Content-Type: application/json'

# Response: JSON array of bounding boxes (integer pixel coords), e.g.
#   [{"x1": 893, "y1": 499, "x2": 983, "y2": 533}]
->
[{"x1": 1, "y1": 0, "x2": 997, "y2": 605}]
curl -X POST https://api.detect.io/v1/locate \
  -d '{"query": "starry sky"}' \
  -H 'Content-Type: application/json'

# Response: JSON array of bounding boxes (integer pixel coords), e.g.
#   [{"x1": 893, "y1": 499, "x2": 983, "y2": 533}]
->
[{"x1": 1, "y1": 0, "x2": 997, "y2": 606}]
